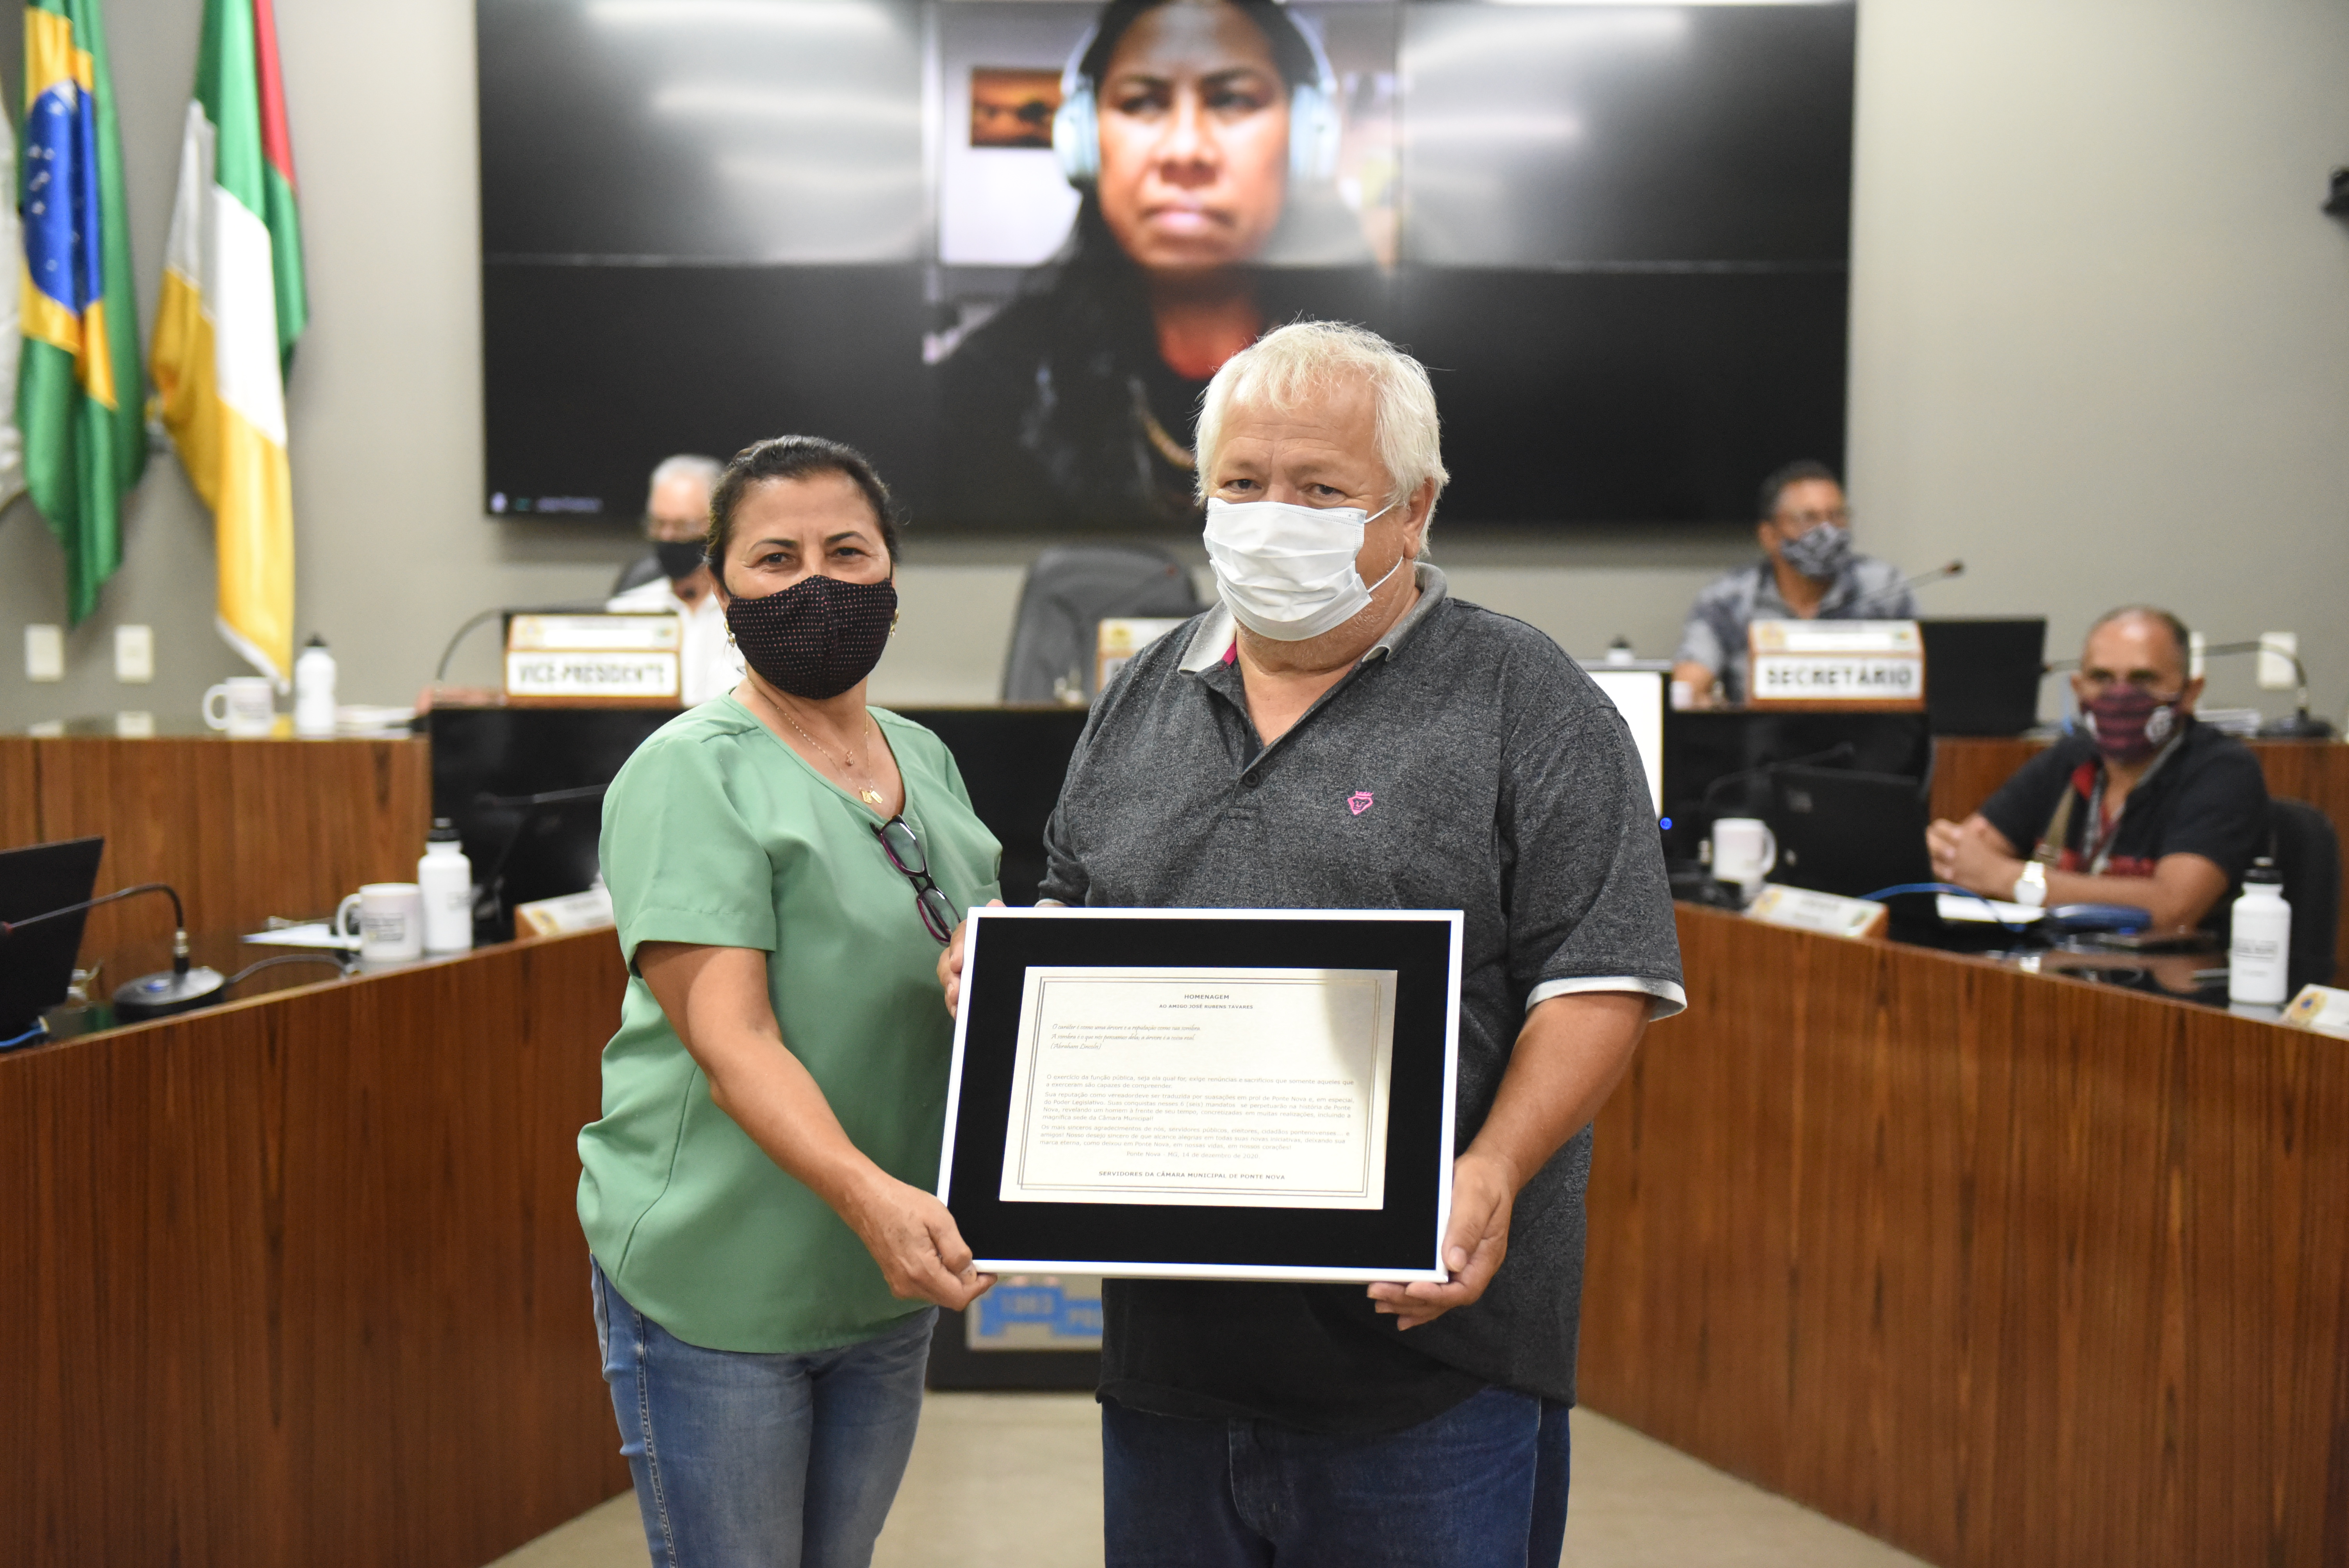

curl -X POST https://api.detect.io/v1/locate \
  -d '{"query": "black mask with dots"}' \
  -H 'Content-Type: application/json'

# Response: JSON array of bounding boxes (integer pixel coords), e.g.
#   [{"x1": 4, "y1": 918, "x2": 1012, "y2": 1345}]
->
[{"x1": 724, "y1": 574, "x2": 897, "y2": 700}]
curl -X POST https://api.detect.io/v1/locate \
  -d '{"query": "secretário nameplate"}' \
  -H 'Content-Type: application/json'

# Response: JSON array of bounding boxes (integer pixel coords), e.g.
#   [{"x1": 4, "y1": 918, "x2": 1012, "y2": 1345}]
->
[{"x1": 1746, "y1": 619, "x2": 1925, "y2": 710}]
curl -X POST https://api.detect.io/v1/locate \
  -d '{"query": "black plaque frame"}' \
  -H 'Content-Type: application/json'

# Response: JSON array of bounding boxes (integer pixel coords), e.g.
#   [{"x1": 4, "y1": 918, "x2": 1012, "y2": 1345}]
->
[{"x1": 938, "y1": 907, "x2": 1463, "y2": 1281}]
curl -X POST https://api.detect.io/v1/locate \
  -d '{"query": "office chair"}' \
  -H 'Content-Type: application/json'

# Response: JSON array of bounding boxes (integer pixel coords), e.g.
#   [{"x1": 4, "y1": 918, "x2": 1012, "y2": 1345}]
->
[
  {"x1": 2268, "y1": 797, "x2": 2340, "y2": 989},
  {"x1": 611, "y1": 554, "x2": 665, "y2": 597},
  {"x1": 1001, "y1": 543, "x2": 1203, "y2": 704}
]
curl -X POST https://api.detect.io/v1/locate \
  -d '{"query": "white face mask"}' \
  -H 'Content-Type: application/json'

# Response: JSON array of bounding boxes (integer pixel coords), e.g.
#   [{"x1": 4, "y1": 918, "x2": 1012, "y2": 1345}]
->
[{"x1": 1202, "y1": 497, "x2": 1405, "y2": 643}]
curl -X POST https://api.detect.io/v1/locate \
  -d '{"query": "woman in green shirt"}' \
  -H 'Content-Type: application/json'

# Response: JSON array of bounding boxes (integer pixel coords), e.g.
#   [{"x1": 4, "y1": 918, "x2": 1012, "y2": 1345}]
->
[{"x1": 580, "y1": 436, "x2": 1002, "y2": 1568}]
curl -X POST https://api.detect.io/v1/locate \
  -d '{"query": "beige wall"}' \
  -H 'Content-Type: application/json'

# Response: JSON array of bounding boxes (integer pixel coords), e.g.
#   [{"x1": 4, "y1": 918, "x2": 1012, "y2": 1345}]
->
[
  {"x1": 1847, "y1": 0, "x2": 2349, "y2": 719},
  {"x1": 2, "y1": 0, "x2": 2345, "y2": 734}
]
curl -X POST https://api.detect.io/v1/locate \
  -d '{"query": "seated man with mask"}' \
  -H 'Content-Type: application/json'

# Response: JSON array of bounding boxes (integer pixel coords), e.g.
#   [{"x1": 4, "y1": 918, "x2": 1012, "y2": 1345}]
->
[
  {"x1": 1670, "y1": 460, "x2": 1915, "y2": 706},
  {"x1": 609, "y1": 453, "x2": 745, "y2": 706},
  {"x1": 943, "y1": 321, "x2": 1682, "y2": 1566},
  {"x1": 1927, "y1": 605, "x2": 2269, "y2": 933}
]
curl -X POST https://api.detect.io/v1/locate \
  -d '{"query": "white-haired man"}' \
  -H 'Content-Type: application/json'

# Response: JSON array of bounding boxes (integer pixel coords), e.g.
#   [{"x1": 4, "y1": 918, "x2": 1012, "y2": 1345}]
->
[
  {"x1": 609, "y1": 453, "x2": 744, "y2": 705},
  {"x1": 945, "y1": 321, "x2": 1683, "y2": 1562}
]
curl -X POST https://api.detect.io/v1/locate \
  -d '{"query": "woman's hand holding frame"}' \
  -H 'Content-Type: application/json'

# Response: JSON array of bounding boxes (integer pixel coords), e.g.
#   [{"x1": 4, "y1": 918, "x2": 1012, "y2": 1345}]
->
[{"x1": 638, "y1": 940, "x2": 996, "y2": 1311}]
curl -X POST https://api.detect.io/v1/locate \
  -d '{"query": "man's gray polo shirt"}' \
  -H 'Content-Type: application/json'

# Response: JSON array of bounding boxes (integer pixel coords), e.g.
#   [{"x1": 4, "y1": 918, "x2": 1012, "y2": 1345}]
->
[
  {"x1": 1039, "y1": 565, "x2": 1684, "y2": 1433},
  {"x1": 1676, "y1": 554, "x2": 1918, "y2": 704}
]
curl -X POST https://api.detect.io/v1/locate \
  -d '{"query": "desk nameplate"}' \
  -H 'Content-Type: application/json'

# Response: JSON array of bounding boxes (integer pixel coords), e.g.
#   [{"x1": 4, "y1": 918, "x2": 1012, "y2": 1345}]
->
[
  {"x1": 1746, "y1": 883, "x2": 1889, "y2": 939},
  {"x1": 2285, "y1": 983, "x2": 2349, "y2": 1039},
  {"x1": 1747, "y1": 618, "x2": 1925, "y2": 711},
  {"x1": 504, "y1": 613, "x2": 682, "y2": 706}
]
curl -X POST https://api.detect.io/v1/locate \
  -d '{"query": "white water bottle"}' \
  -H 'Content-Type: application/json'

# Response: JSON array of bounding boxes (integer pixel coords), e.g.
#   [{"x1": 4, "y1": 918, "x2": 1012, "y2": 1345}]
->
[
  {"x1": 2228, "y1": 857, "x2": 2290, "y2": 1006},
  {"x1": 417, "y1": 819, "x2": 475, "y2": 953},
  {"x1": 293, "y1": 634, "x2": 337, "y2": 738}
]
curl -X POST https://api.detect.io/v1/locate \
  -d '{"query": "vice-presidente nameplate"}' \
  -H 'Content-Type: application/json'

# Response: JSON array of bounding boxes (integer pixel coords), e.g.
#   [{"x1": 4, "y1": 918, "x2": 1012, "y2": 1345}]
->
[{"x1": 504, "y1": 613, "x2": 682, "y2": 704}]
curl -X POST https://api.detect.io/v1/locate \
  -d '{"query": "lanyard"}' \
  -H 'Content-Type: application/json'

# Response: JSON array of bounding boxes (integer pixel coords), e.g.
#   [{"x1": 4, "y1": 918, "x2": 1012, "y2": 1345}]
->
[{"x1": 2035, "y1": 737, "x2": 2181, "y2": 875}]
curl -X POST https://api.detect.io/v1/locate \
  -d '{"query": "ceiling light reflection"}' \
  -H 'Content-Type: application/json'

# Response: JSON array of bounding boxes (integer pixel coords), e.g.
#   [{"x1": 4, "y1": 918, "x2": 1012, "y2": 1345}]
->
[
  {"x1": 651, "y1": 83, "x2": 921, "y2": 128},
  {"x1": 1406, "y1": 113, "x2": 1583, "y2": 144},
  {"x1": 716, "y1": 156, "x2": 921, "y2": 192},
  {"x1": 586, "y1": 0, "x2": 896, "y2": 37}
]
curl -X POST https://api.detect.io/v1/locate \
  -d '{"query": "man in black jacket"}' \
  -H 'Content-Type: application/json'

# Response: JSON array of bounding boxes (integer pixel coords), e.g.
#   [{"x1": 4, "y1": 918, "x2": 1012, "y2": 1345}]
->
[{"x1": 1927, "y1": 605, "x2": 2269, "y2": 932}]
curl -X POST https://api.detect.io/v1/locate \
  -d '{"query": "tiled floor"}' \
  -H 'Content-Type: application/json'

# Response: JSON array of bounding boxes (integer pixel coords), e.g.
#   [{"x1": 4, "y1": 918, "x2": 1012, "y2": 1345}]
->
[{"x1": 489, "y1": 1394, "x2": 1926, "y2": 1568}]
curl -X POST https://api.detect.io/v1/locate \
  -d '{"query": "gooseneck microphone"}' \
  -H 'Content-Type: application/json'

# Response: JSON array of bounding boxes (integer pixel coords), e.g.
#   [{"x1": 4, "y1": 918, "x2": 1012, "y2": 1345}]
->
[
  {"x1": 0, "y1": 882, "x2": 226, "y2": 1021},
  {"x1": 1843, "y1": 559, "x2": 1965, "y2": 617},
  {"x1": 1698, "y1": 742, "x2": 1859, "y2": 810},
  {"x1": 432, "y1": 601, "x2": 612, "y2": 686},
  {"x1": 2196, "y1": 640, "x2": 2336, "y2": 740}
]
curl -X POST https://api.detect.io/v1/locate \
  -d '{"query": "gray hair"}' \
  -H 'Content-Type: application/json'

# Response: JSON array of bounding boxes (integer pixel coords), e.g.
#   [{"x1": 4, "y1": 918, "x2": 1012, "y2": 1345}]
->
[
  {"x1": 1194, "y1": 322, "x2": 1449, "y2": 541},
  {"x1": 646, "y1": 453, "x2": 723, "y2": 509}
]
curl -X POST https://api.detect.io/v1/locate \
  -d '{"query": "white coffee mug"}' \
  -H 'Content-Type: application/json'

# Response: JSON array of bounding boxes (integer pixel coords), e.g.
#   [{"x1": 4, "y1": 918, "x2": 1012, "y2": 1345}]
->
[
  {"x1": 335, "y1": 882, "x2": 426, "y2": 961},
  {"x1": 203, "y1": 675, "x2": 277, "y2": 738},
  {"x1": 1712, "y1": 817, "x2": 1778, "y2": 899}
]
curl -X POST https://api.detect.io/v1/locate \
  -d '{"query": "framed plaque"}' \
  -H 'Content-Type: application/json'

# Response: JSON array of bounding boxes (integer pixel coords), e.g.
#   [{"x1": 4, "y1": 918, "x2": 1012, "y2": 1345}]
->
[{"x1": 938, "y1": 906, "x2": 1464, "y2": 1283}]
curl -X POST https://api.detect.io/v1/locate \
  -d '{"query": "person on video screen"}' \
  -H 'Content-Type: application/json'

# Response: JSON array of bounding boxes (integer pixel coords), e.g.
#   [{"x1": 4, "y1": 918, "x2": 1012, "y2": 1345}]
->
[{"x1": 939, "y1": 0, "x2": 1369, "y2": 530}]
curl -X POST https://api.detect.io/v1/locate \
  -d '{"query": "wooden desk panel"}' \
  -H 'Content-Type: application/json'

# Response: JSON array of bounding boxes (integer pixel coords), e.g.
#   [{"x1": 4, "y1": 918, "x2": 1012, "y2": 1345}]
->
[
  {"x1": 1579, "y1": 906, "x2": 2349, "y2": 1568},
  {"x1": 0, "y1": 736, "x2": 35, "y2": 847},
  {"x1": 1926, "y1": 736, "x2": 2041, "y2": 826},
  {"x1": 0, "y1": 933, "x2": 630, "y2": 1568},
  {"x1": 25, "y1": 737, "x2": 432, "y2": 958}
]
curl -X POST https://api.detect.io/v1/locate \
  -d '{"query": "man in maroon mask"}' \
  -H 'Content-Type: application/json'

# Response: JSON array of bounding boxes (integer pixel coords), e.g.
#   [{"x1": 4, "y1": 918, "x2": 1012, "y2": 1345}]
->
[{"x1": 1927, "y1": 606, "x2": 2269, "y2": 934}]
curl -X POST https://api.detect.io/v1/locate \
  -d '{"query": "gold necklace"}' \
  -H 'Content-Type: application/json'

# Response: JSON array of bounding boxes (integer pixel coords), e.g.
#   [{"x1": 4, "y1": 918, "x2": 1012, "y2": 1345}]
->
[{"x1": 758, "y1": 687, "x2": 885, "y2": 806}]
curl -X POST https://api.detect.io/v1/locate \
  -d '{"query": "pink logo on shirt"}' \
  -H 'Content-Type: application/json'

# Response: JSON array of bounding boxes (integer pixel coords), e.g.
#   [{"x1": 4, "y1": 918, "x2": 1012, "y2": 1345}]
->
[{"x1": 1347, "y1": 791, "x2": 1374, "y2": 816}]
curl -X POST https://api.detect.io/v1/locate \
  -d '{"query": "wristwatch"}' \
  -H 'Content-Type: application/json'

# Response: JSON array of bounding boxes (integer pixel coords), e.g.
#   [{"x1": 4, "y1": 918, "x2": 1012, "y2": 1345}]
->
[{"x1": 2011, "y1": 861, "x2": 2049, "y2": 909}]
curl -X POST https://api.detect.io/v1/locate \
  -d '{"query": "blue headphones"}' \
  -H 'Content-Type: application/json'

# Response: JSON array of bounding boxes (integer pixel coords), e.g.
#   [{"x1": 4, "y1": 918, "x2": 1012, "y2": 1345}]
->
[{"x1": 1051, "y1": 5, "x2": 1341, "y2": 189}]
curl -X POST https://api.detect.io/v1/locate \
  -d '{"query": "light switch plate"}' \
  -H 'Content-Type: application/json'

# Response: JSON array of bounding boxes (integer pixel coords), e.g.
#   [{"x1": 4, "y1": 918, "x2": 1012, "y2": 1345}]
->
[
  {"x1": 115, "y1": 623, "x2": 154, "y2": 683},
  {"x1": 25, "y1": 624, "x2": 64, "y2": 681},
  {"x1": 2257, "y1": 632, "x2": 2298, "y2": 691}
]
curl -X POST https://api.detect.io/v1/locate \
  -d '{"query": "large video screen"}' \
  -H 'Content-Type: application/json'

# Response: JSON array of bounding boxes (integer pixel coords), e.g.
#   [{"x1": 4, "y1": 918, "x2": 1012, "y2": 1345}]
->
[{"x1": 479, "y1": 0, "x2": 1853, "y2": 531}]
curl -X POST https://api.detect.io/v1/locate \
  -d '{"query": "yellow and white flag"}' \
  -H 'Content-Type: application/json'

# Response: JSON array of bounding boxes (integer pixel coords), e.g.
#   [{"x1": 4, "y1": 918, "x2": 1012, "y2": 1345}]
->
[{"x1": 150, "y1": 0, "x2": 307, "y2": 684}]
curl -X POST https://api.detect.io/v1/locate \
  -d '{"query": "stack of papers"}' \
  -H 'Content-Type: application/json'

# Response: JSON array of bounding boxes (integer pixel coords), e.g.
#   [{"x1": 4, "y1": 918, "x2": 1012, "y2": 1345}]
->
[
  {"x1": 243, "y1": 921, "x2": 356, "y2": 949},
  {"x1": 2196, "y1": 707, "x2": 2263, "y2": 737},
  {"x1": 336, "y1": 704, "x2": 418, "y2": 738}
]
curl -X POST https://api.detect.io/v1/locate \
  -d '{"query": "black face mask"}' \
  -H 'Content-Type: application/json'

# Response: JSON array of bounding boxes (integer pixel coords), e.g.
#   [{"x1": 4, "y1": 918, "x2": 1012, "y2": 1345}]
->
[
  {"x1": 724, "y1": 574, "x2": 898, "y2": 700},
  {"x1": 653, "y1": 538, "x2": 707, "y2": 582}
]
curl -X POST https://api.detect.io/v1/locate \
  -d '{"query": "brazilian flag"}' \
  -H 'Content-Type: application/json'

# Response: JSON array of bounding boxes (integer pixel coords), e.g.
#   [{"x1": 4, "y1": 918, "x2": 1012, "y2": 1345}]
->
[{"x1": 17, "y1": 0, "x2": 145, "y2": 625}]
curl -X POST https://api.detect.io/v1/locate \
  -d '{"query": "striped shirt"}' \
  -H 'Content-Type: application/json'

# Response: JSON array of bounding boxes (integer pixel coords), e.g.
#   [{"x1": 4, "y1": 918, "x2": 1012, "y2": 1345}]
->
[{"x1": 1675, "y1": 555, "x2": 1917, "y2": 704}]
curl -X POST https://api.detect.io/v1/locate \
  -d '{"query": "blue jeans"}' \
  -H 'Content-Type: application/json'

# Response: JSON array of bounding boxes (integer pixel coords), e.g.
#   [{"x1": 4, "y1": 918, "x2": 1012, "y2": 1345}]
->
[
  {"x1": 1102, "y1": 1386, "x2": 1571, "y2": 1568},
  {"x1": 592, "y1": 1261, "x2": 935, "y2": 1568}
]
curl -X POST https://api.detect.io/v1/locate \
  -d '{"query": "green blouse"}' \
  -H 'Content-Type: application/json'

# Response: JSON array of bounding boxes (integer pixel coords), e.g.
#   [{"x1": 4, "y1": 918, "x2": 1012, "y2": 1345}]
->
[{"x1": 577, "y1": 697, "x2": 1002, "y2": 1352}]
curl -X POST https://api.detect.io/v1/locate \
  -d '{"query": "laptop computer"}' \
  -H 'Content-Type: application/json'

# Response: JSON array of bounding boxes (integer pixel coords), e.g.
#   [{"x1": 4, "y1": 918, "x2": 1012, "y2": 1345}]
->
[
  {"x1": 1768, "y1": 767, "x2": 1933, "y2": 899},
  {"x1": 0, "y1": 836, "x2": 106, "y2": 1040},
  {"x1": 1919, "y1": 618, "x2": 2047, "y2": 736}
]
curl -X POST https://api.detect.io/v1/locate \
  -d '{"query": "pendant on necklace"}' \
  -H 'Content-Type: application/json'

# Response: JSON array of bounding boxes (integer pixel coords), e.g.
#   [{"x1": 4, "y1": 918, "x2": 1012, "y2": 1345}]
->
[{"x1": 859, "y1": 789, "x2": 885, "y2": 806}]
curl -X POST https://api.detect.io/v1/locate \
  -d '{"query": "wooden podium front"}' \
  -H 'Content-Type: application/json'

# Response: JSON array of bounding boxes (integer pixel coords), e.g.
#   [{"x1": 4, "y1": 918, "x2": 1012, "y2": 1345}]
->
[
  {"x1": 1580, "y1": 905, "x2": 2349, "y2": 1568},
  {"x1": 0, "y1": 934, "x2": 629, "y2": 1568}
]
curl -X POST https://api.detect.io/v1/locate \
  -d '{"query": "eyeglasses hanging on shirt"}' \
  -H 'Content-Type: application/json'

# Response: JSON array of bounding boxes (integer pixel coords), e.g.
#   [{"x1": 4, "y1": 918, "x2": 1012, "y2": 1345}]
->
[{"x1": 873, "y1": 815, "x2": 958, "y2": 944}]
